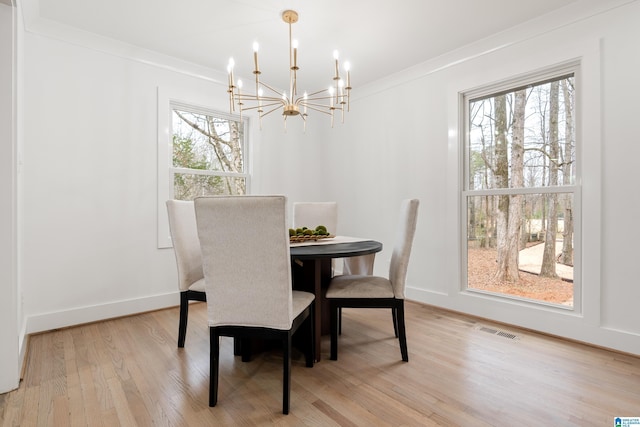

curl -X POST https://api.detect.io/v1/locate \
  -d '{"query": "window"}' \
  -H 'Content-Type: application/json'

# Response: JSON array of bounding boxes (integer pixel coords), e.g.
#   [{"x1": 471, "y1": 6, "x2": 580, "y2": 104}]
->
[
  {"x1": 170, "y1": 104, "x2": 248, "y2": 200},
  {"x1": 157, "y1": 86, "x2": 251, "y2": 248},
  {"x1": 462, "y1": 63, "x2": 579, "y2": 309}
]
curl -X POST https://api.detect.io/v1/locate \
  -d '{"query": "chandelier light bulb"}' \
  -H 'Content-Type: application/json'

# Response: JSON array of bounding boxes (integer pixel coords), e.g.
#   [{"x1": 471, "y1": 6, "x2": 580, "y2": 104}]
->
[
  {"x1": 344, "y1": 61, "x2": 351, "y2": 89},
  {"x1": 227, "y1": 57, "x2": 236, "y2": 88},
  {"x1": 237, "y1": 79, "x2": 243, "y2": 89},
  {"x1": 252, "y1": 42, "x2": 259, "y2": 72}
]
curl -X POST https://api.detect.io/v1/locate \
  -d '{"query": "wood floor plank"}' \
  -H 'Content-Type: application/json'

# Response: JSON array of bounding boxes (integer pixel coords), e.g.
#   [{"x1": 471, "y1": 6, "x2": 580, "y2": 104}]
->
[
  {"x1": 76, "y1": 364, "x2": 103, "y2": 427},
  {"x1": 16, "y1": 383, "x2": 39, "y2": 427},
  {"x1": 2, "y1": 301, "x2": 639, "y2": 426},
  {"x1": 0, "y1": 386, "x2": 24, "y2": 427}
]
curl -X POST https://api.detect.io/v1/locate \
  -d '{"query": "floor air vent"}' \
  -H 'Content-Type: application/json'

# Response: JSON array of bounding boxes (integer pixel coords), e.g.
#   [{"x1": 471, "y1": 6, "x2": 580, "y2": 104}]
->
[
  {"x1": 496, "y1": 331, "x2": 518, "y2": 340},
  {"x1": 477, "y1": 326, "x2": 519, "y2": 340}
]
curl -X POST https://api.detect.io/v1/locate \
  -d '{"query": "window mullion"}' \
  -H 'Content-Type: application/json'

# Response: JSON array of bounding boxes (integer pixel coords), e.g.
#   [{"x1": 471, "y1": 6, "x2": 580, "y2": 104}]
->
[
  {"x1": 464, "y1": 185, "x2": 578, "y2": 197},
  {"x1": 171, "y1": 167, "x2": 248, "y2": 178}
]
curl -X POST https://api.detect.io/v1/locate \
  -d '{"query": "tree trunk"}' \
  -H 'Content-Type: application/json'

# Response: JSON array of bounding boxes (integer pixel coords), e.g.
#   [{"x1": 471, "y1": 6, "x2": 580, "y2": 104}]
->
[
  {"x1": 493, "y1": 95, "x2": 519, "y2": 282},
  {"x1": 469, "y1": 199, "x2": 477, "y2": 241},
  {"x1": 481, "y1": 132, "x2": 494, "y2": 248},
  {"x1": 481, "y1": 195, "x2": 491, "y2": 248},
  {"x1": 560, "y1": 79, "x2": 574, "y2": 266},
  {"x1": 541, "y1": 81, "x2": 559, "y2": 278},
  {"x1": 494, "y1": 91, "x2": 525, "y2": 282},
  {"x1": 506, "y1": 90, "x2": 526, "y2": 269}
]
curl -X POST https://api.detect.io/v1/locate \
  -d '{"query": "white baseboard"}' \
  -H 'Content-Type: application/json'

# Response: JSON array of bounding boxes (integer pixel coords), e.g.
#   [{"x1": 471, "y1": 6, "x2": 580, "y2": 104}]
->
[
  {"x1": 25, "y1": 292, "x2": 180, "y2": 335},
  {"x1": 405, "y1": 286, "x2": 640, "y2": 356}
]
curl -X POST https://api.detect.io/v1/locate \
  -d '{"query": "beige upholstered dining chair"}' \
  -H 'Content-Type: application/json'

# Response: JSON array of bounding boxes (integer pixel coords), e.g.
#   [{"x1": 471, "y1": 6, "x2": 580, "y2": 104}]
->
[
  {"x1": 326, "y1": 198, "x2": 419, "y2": 362},
  {"x1": 166, "y1": 200, "x2": 207, "y2": 348},
  {"x1": 293, "y1": 201, "x2": 375, "y2": 275},
  {"x1": 194, "y1": 195, "x2": 315, "y2": 415},
  {"x1": 292, "y1": 201, "x2": 338, "y2": 234}
]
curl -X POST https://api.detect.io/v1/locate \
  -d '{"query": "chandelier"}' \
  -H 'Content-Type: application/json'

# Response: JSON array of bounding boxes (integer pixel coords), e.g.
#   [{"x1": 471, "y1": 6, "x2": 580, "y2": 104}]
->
[{"x1": 226, "y1": 10, "x2": 351, "y2": 130}]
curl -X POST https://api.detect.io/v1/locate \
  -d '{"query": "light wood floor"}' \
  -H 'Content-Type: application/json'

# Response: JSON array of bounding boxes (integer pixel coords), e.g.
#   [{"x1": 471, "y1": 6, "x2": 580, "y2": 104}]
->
[{"x1": 1, "y1": 301, "x2": 639, "y2": 426}]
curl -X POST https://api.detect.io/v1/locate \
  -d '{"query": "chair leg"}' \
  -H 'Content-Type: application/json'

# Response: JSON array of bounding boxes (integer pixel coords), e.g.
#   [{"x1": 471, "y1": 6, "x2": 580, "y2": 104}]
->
[
  {"x1": 338, "y1": 307, "x2": 342, "y2": 335},
  {"x1": 305, "y1": 304, "x2": 315, "y2": 368},
  {"x1": 392, "y1": 307, "x2": 399, "y2": 338},
  {"x1": 396, "y1": 301, "x2": 408, "y2": 362},
  {"x1": 330, "y1": 302, "x2": 339, "y2": 361},
  {"x1": 209, "y1": 328, "x2": 220, "y2": 406},
  {"x1": 178, "y1": 292, "x2": 188, "y2": 347},
  {"x1": 241, "y1": 338, "x2": 252, "y2": 362},
  {"x1": 282, "y1": 333, "x2": 292, "y2": 415}
]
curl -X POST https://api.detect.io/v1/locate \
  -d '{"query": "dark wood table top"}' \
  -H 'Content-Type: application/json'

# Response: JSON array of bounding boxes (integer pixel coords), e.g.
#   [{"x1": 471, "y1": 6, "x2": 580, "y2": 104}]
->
[{"x1": 289, "y1": 240, "x2": 382, "y2": 260}]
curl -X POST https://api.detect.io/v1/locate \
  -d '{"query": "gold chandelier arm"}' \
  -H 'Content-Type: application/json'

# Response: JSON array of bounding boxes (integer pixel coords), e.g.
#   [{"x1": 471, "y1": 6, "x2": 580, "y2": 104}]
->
[
  {"x1": 303, "y1": 95, "x2": 332, "y2": 102},
  {"x1": 240, "y1": 101, "x2": 281, "y2": 112},
  {"x1": 304, "y1": 88, "x2": 329, "y2": 98},
  {"x1": 258, "y1": 101, "x2": 283, "y2": 109},
  {"x1": 301, "y1": 101, "x2": 337, "y2": 109},
  {"x1": 302, "y1": 91, "x2": 348, "y2": 101},
  {"x1": 301, "y1": 104, "x2": 333, "y2": 115},
  {"x1": 259, "y1": 81, "x2": 286, "y2": 98},
  {"x1": 260, "y1": 104, "x2": 285, "y2": 118},
  {"x1": 304, "y1": 94, "x2": 345, "y2": 103},
  {"x1": 235, "y1": 93, "x2": 282, "y2": 103}
]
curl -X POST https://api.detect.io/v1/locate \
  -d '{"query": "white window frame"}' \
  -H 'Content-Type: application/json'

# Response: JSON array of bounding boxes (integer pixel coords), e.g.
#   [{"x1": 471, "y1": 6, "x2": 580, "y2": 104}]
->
[
  {"x1": 460, "y1": 61, "x2": 582, "y2": 313},
  {"x1": 157, "y1": 87, "x2": 251, "y2": 248}
]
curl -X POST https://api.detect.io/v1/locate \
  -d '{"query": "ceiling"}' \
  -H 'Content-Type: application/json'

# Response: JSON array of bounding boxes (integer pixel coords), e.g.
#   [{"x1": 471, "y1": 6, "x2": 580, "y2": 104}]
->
[{"x1": 30, "y1": 0, "x2": 589, "y2": 91}]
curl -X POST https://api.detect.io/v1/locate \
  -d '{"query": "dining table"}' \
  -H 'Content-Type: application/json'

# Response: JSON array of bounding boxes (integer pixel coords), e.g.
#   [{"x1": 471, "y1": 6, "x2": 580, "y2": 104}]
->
[{"x1": 289, "y1": 236, "x2": 383, "y2": 361}]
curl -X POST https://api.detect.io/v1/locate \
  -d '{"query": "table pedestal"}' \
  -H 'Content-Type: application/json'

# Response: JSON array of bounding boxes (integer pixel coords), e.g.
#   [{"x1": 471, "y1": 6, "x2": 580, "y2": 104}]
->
[
  {"x1": 290, "y1": 239, "x2": 383, "y2": 361},
  {"x1": 292, "y1": 258, "x2": 333, "y2": 359}
]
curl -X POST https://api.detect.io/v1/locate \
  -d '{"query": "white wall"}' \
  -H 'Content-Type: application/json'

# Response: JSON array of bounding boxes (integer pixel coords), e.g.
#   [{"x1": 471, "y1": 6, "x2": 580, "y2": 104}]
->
[
  {"x1": 598, "y1": 14, "x2": 640, "y2": 334},
  {"x1": 0, "y1": 1, "x2": 20, "y2": 394},
  {"x1": 259, "y1": 1, "x2": 640, "y2": 353},
  {"x1": 251, "y1": 116, "x2": 333, "y2": 202},
  {"x1": 18, "y1": 25, "x2": 245, "y2": 332},
  {"x1": 13, "y1": 0, "x2": 640, "y2": 367}
]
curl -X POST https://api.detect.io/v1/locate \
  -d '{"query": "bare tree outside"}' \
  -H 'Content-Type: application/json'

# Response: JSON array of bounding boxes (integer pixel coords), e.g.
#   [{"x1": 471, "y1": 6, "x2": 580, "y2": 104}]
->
[
  {"x1": 466, "y1": 73, "x2": 576, "y2": 306},
  {"x1": 493, "y1": 95, "x2": 513, "y2": 281},
  {"x1": 540, "y1": 81, "x2": 560, "y2": 278},
  {"x1": 560, "y1": 79, "x2": 575, "y2": 266},
  {"x1": 171, "y1": 109, "x2": 246, "y2": 200}
]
